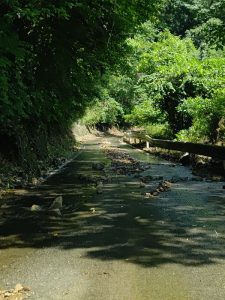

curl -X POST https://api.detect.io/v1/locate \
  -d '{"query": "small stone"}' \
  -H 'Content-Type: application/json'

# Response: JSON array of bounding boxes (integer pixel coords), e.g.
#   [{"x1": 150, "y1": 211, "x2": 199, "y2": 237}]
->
[
  {"x1": 4, "y1": 291, "x2": 13, "y2": 297},
  {"x1": 159, "y1": 187, "x2": 165, "y2": 192},
  {"x1": 14, "y1": 283, "x2": 24, "y2": 292},
  {"x1": 211, "y1": 176, "x2": 221, "y2": 182},
  {"x1": 49, "y1": 196, "x2": 63, "y2": 209},
  {"x1": 145, "y1": 193, "x2": 154, "y2": 198},
  {"x1": 179, "y1": 152, "x2": 190, "y2": 165},
  {"x1": 139, "y1": 182, "x2": 146, "y2": 188},
  {"x1": 92, "y1": 162, "x2": 105, "y2": 171},
  {"x1": 164, "y1": 180, "x2": 172, "y2": 188},
  {"x1": 32, "y1": 177, "x2": 39, "y2": 185},
  {"x1": 31, "y1": 204, "x2": 42, "y2": 212},
  {"x1": 152, "y1": 192, "x2": 159, "y2": 196},
  {"x1": 1, "y1": 204, "x2": 10, "y2": 209}
]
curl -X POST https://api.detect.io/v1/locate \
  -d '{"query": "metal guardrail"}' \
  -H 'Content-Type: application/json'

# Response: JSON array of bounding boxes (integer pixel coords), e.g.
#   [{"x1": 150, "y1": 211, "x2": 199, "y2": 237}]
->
[{"x1": 123, "y1": 131, "x2": 225, "y2": 160}]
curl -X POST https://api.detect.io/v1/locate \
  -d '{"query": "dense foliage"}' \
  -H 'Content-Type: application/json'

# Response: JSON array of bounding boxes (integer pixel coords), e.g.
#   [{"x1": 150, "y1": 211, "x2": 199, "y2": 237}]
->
[
  {"x1": 84, "y1": 1, "x2": 225, "y2": 144},
  {"x1": 0, "y1": 0, "x2": 163, "y2": 168},
  {"x1": 161, "y1": 0, "x2": 225, "y2": 49},
  {"x1": 125, "y1": 30, "x2": 225, "y2": 142}
]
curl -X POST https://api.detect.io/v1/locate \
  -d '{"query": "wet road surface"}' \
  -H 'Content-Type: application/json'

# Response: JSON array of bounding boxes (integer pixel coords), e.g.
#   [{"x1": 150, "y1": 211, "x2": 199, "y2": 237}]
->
[{"x1": 0, "y1": 136, "x2": 225, "y2": 299}]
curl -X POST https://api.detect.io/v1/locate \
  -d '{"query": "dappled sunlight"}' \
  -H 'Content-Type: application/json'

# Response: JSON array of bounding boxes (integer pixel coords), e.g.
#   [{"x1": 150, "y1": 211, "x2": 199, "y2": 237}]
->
[{"x1": 0, "y1": 139, "x2": 225, "y2": 271}]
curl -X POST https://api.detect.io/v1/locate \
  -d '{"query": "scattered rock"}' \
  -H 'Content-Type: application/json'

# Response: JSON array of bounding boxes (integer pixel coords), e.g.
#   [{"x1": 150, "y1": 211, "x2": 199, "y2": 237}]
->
[
  {"x1": 195, "y1": 157, "x2": 206, "y2": 168},
  {"x1": 0, "y1": 284, "x2": 31, "y2": 300},
  {"x1": 103, "y1": 147, "x2": 151, "y2": 175},
  {"x1": 49, "y1": 196, "x2": 63, "y2": 209},
  {"x1": 92, "y1": 162, "x2": 105, "y2": 171},
  {"x1": 139, "y1": 182, "x2": 146, "y2": 188},
  {"x1": 1, "y1": 204, "x2": 11, "y2": 209},
  {"x1": 31, "y1": 177, "x2": 39, "y2": 186},
  {"x1": 90, "y1": 207, "x2": 96, "y2": 213},
  {"x1": 179, "y1": 152, "x2": 190, "y2": 165},
  {"x1": 96, "y1": 181, "x2": 103, "y2": 194},
  {"x1": 145, "y1": 192, "x2": 155, "y2": 198},
  {"x1": 152, "y1": 191, "x2": 159, "y2": 196},
  {"x1": 14, "y1": 284, "x2": 24, "y2": 293},
  {"x1": 211, "y1": 176, "x2": 222, "y2": 182},
  {"x1": 30, "y1": 204, "x2": 42, "y2": 212},
  {"x1": 164, "y1": 180, "x2": 172, "y2": 188},
  {"x1": 145, "y1": 180, "x2": 172, "y2": 198}
]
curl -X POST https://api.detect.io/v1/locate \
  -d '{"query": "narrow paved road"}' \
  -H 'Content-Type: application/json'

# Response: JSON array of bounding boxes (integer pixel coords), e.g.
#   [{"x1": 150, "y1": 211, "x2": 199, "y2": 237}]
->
[{"x1": 1, "y1": 136, "x2": 225, "y2": 299}]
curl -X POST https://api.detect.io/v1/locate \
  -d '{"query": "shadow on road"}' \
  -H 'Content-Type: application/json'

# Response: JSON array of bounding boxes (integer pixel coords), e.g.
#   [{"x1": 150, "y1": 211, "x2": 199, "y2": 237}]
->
[{"x1": 1, "y1": 140, "x2": 225, "y2": 269}]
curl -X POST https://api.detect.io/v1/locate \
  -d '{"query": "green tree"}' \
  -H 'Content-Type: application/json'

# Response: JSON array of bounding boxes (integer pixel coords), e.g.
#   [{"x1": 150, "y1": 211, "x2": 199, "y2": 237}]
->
[{"x1": 0, "y1": 0, "x2": 163, "y2": 164}]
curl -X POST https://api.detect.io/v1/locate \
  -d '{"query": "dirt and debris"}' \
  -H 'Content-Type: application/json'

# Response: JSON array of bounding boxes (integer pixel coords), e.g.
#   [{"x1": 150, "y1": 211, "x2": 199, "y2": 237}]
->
[
  {"x1": 0, "y1": 284, "x2": 31, "y2": 300},
  {"x1": 77, "y1": 173, "x2": 109, "y2": 184},
  {"x1": 101, "y1": 144, "x2": 151, "y2": 175},
  {"x1": 145, "y1": 180, "x2": 172, "y2": 198}
]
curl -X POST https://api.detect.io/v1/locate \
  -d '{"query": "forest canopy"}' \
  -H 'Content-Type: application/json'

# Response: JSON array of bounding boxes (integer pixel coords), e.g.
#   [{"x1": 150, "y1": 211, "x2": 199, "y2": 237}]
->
[{"x1": 0, "y1": 0, "x2": 225, "y2": 169}]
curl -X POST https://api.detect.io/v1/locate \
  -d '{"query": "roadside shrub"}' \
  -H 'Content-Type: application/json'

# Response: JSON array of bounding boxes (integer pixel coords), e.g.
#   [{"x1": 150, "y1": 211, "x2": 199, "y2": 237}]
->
[
  {"x1": 146, "y1": 123, "x2": 173, "y2": 139},
  {"x1": 177, "y1": 89, "x2": 225, "y2": 143}
]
